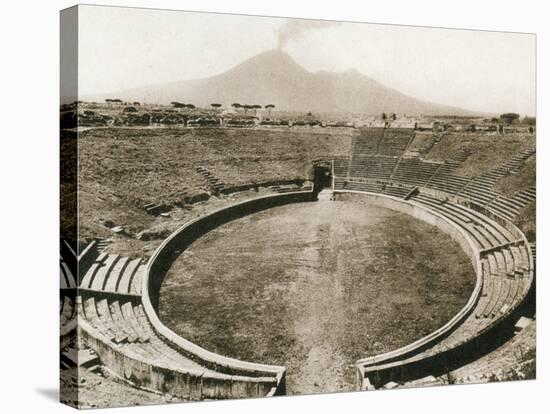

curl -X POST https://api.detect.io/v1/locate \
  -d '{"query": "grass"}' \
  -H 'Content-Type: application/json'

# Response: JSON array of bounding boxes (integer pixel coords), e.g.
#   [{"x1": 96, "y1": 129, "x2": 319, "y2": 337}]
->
[
  {"x1": 74, "y1": 127, "x2": 536, "y2": 244},
  {"x1": 61, "y1": 130, "x2": 78, "y2": 242},
  {"x1": 407, "y1": 132, "x2": 436, "y2": 153},
  {"x1": 425, "y1": 132, "x2": 535, "y2": 176},
  {"x1": 496, "y1": 154, "x2": 535, "y2": 196},
  {"x1": 77, "y1": 127, "x2": 351, "y2": 240},
  {"x1": 496, "y1": 155, "x2": 536, "y2": 239},
  {"x1": 159, "y1": 197, "x2": 475, "y2": 394}
]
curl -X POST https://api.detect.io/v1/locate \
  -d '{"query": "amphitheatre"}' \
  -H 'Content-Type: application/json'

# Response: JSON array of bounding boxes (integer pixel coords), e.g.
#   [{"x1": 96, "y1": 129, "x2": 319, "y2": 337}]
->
[{"x1": 60, "y1": 106, "x2": 536, "y2": 408}]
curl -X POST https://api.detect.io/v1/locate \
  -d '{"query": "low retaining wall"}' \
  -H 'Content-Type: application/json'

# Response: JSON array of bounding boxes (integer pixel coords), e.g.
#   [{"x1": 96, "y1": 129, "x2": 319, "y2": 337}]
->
[
  {"x1": 220, "y1": 179, "x2": 307, "y2": 195},
  {"x1": 334, "y1": 190, "x2": 533, "y2": 389},
  {"x1": 359, "y1": 292, "x2": 529, "y2": 388},
  {"x1": 333, "y1": 191, "x2": 483, "y2": 388},
  {"x1": 78, "y1": 319, "x2": 278, "y2": 400},
  {"x1": 142, "y1": 190, "x2": 315, "y2": 396}
]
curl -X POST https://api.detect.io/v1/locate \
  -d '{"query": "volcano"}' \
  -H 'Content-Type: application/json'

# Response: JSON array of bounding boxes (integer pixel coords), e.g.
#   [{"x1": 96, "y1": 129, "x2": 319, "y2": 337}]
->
[{"x1": 91, "y1": 50, "x2": 475, "y2": 115}]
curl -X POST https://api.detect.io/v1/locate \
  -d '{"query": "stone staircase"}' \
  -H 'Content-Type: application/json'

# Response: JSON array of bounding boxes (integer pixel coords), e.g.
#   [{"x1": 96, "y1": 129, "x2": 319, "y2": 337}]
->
[{"x1": 195, "y1": 166, "x2": 225, "y2": 194}]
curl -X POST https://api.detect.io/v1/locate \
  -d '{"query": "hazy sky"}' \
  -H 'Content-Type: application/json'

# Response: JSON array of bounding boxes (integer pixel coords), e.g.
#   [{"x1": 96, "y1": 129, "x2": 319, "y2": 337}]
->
[{"x1": 78, "y1": 5, "x2": 536, "y2": 115}]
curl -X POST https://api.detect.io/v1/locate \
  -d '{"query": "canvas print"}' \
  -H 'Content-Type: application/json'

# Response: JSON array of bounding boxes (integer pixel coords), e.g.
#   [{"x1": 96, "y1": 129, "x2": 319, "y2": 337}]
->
[{"x1": 60, "y1": 5, "x2": 536, "y2": 409}]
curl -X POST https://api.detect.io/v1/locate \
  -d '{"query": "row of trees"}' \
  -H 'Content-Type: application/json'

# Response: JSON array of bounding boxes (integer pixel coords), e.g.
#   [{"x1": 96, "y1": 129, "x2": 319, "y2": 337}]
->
[
  {"x1": 230, "y1": 103, "x2": 276, "y2": 115},
  {"x1": 105, "y1": 99, "x2": 277, "y2": 115},
  {"x1": 105, "y1": 98, "x2": 141, "y2": 106},
  {"x1": 170, "y1": 102, "x2": 196, "y2": 109},
  {"x1": 499, "y1": 113, "x2": 536, "y2": 125},
  {"x1": 169, "y1": 101, "x2": 277, "y2": 115}
]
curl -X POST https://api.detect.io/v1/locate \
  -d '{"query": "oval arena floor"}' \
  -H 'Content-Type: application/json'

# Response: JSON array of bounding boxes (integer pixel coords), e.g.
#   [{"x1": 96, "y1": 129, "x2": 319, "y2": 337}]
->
[{"x1": 159, "y1": 197, "x2": 476, "y2": 394}]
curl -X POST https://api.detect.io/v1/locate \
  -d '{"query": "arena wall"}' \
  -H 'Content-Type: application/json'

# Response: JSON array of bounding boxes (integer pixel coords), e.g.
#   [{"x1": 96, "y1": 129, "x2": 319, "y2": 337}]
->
[
  {"x1": 78, "y1": 314, "x2": 279, "y2": 400},
  {"x1": 136, "y1": 187, "x2": 530, "y2": 394},
  {"x1": 142, "y1": 190, "x2": 315, "y2": 396},
  {"x1": 333, "y1": 190, "x2": 533, "y2": 389},
  {"x1": 334, "y1": 191, "x2": 483, "y2": 370}
]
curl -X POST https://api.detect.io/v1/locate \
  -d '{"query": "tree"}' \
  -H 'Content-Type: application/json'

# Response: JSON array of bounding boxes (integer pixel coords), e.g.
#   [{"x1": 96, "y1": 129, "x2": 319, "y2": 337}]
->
[
  {"x1": 231, "y1": 102, "x2": 241, "y2": 109},
  {"x1": 185, "y1": 104, "x2": 196, "y2": 109},
  {"x1": 265, "y1": 104, "x2": 275, "y2": 116},
  {"x1": 243, "y1": 104, "x2": 252, "y2": 114},
  {"x1": 500, "y1": 113, "x2": 520, "y2": 125},
  {"x1": 391, "y1": 113, "x2": 397, "y2": 120},
  {"x1": 381, "y1": 112, "x2": 387, "y2": 120},
  {"x1": 521, "y1": 116, "x2": 536, "y2": 126},
  {"x1": 171, "y1": 102, "x2": 188, "y2": 108},
  {"x1": 210, "y1": 103, "x2": 222, "y2": 109}
]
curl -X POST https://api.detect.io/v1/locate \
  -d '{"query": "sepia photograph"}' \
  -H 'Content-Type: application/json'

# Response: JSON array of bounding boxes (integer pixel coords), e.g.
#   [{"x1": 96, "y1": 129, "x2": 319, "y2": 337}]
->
[{"x1": 59, "y1": 4, "x2": 536, "y2": 409}]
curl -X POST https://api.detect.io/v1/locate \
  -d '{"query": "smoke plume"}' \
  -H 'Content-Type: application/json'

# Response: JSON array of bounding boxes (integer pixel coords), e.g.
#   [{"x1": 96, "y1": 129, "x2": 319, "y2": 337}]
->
[{"x1": 277, "y1": 19, "x2": 340, "y2": 49}]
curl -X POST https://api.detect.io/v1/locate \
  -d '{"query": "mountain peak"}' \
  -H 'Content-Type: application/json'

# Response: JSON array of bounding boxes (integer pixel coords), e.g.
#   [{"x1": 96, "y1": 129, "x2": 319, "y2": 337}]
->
[
  {"x1": 91, "y1": 50, "x2": 475, "y2": 115},
  {"x1": 230, "y1": 49, "x2": 306, "y2": 75}
]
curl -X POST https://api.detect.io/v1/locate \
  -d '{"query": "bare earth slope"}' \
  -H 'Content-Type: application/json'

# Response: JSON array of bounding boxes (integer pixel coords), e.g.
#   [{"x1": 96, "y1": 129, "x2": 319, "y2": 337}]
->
[
  {"x1": 77, "y1": 127, "x2": 350, "y2": 240},
  {"x1": 426, "y1": 132, "x2": 536, "y2": 176}
]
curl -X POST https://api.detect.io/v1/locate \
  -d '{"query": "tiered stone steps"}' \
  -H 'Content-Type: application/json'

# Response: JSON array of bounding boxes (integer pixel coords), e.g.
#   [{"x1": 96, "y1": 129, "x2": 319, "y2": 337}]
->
[
  {"x1": 457, "y1": 174, "x2": 501, "y2": 205},
  {"x1": 487, "y1": 187, "x2": 535, "y2": 221},
  {"x1": 412, "y1": 194, "x2": 516, "y2": 251},
  {"x1": 381, "y1": 185, "x2": 411, "y2": 198},
  {"x1": 357, "y1": 191, "x2": 533, "y2": 389},
  {"x1": 378, "y1": 128, "x2": 415, "y2": 156},
  {"x1": 424, "y1": 161, "x2": 470, "y2": 194},
  {"x1": 353, "y1": 128, "x2": 385, "y2": 155},
  {"x1": 79, "y1": 296, "x2": 216, "y2": 373},
  {"x1": 77, "y1": 293, "x2": 281, "y2": 399},
  {"x1": 60, "y1": 254, "x2": 77, "y2": 290},
  {"x1": 451, "y1": 147, "x2": 473, "y2": 163},
  {"x1": 143, "y1": 202, "x2": 171, "y2": 216},
  {"x1": 60, "y1": 295, "x2": 76, "y2": 331},
  {"x1": 270, "y1": 182, "x2": 313, "y2": 194},
  {"x1": 390, "y1": 157, "x2": 442, "y2": 187},
  {"x1": 80, "y1": 254, "x2": 144, "y2": 296},
  {"x1": 196, "y1": 166, "x2": 225, "y2": 194},
  {"x1": 62, "y1": 241, "x2": 284, "y2": 400},
  {"x1": 349, "y1": 155, "x2": 398, "y2": 181},
  {"x1": 95, "y1": 239, "x2": 111, "y2": 253},
  {"x1": 332, "y1": 157, "x2": 349, "y2": 177},
  {"x1": 333, "y1": 178, "x2": 383, "y2": 193},
  {"x1": 454, "y1": 147, "x2": 535, "y2": 211},
  {"x1": 493, "y1": 146, "x2": 536, "y2": 175},
  {"x1": 333, "y1": 146, "x2": 535, "y2": 225}
]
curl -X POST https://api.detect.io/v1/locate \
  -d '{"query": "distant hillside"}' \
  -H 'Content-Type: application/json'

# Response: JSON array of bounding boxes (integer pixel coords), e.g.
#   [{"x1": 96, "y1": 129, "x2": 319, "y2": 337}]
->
[{"x1": 87, "y1": 50, "x2": 477, "y2": 116}]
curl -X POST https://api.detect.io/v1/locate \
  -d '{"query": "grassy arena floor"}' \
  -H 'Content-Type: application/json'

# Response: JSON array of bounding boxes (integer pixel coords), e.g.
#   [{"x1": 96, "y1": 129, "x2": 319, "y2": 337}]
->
[{"x1": 159, "y1": 197, "x2": 476, "y2": 395}]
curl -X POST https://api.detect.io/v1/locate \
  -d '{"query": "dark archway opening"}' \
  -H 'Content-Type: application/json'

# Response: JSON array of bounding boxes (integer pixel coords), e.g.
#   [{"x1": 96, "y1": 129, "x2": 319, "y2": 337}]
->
[{"x1": 312, "y1": 161, "x2": 332, "y2": 192}]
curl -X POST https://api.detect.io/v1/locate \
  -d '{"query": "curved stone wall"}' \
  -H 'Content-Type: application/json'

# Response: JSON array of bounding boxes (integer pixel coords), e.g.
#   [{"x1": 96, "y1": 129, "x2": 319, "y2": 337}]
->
[
  {"x1": 334, "y1": 191, "x2": 483, "y2": 366},
  {"x1": 141, "y1": 187, "x2": 532, "y2": 395},
  {"x1": 78, "y1": 314, "x2": 279, "y2": 400},
  {"x1": 333, "y1": 190, "x2": 533, "y2": 389},
  {"x1": 142, "y1": 190, "x2": 315, "y2": 396}
]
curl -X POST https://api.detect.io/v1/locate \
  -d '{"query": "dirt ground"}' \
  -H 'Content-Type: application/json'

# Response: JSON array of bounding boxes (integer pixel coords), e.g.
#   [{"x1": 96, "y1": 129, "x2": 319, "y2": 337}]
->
[
  {"x1": 450, "y1": 319, "x2": 536, "y2": 384},
  {"x1": 160, "y1": 197, "x2": 475, "y2": 395},
  {"x1": 60, "y1": 366, "x2": 183, "y2": 409}
]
